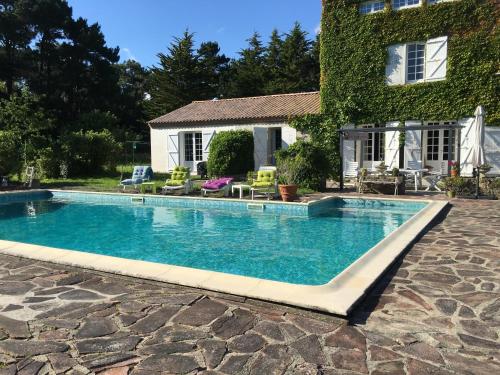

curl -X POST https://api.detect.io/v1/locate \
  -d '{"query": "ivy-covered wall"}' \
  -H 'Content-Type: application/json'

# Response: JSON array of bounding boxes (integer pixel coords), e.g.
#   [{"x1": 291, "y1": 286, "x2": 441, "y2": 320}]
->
[{"x1": 320, "y1": 0, "x2": 499, "y2": 126}]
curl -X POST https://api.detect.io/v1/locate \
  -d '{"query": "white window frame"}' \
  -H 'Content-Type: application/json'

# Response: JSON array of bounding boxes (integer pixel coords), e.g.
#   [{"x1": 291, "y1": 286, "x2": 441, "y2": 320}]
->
[
  {"x1": 406, "y1": 42, "x2": 426, "y2": 83},
  {"x1": 392, "y1": 0, "x2": 422, "y2": 11},
  {"x1": 359, "y1": 0, "x2": 385, "y2": 14}
]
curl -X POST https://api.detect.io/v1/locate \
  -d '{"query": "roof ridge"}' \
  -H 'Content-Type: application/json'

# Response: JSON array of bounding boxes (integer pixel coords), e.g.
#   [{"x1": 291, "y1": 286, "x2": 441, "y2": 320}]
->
[{"x1": 192, "y1": 91, "x2": 320, "y2": 104}]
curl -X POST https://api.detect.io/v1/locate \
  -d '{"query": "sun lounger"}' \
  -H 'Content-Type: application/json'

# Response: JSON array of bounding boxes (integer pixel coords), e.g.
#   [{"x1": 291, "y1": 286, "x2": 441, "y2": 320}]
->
[{"x1": 201, "y1": 177, "x2": 233, "y2": 197}]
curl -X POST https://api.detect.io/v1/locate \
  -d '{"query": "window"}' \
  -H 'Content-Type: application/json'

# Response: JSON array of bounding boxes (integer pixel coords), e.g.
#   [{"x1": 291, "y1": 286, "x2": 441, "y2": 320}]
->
[
  {"x1": 359, "y1": 1, "x2": 385, "y2": 14},
  {"x1": 362, "y1": 125, "x2": 385, "y2": 162},
  {"x1": 386, "y1": 36, "x2": 447, "y2": 85},
  {"x1": 392, "y1": 0, "x2": 421, "y2": 10},
  {"x1": 194, "y1": 133, "x2": 203, "y2": 161},
  {"x1": 426, "y1": 124, "x2": 440, "y2": 161},
  {"x1": 406, "y1": 43, "x2": 425, "y2": 82},
  {"x1": 184, "y1": 133, "x2": 194, "y2": 162},
  {"x1": 184, "y1": 132, "x2": 203, "y2": 162}
]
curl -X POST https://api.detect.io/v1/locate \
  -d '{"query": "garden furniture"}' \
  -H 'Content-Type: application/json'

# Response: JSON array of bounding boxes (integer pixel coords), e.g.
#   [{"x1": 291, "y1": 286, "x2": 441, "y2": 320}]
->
[{"x1": 162, "y1": 166, "x2": 192, "y2": 194}]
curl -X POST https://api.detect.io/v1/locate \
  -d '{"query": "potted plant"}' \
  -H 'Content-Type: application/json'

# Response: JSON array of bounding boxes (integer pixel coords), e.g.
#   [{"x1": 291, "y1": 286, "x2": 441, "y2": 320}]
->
[
  {"x1": 479, "y1": 163, "x2": 492, "y2": 178},
  {"x1": 277, "y1": 157, "x2": 299, "y2": 202},
  {"x1": 449, "y1": 161, "x2": 459, "y2": 177}
]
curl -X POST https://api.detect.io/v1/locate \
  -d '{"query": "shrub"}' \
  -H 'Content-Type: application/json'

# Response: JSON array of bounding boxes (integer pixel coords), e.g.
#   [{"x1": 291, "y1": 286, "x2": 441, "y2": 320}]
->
[
  {"x1": 0, "y1": 130, "x2": 21, "y2": 176},
  {"x1": 275, "y1": 140, "x2": 331, "y2": 191},
  {"x1": 207, "y1": 130, "x2": 254, "y2": 177},
  {"x1": 61, "y1": 129, "x2": 122, "y2": 176},
  {"x1": 35, "y1": 147, "x2": 61, "y2": 179}
]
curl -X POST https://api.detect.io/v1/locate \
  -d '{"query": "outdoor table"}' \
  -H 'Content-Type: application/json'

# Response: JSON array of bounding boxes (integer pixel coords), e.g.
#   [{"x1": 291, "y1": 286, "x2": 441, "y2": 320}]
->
[
  {"x1": 400, "y1": 168, "x2": 428, "y2": 192},
  {"x1": 140, "y1": 182, "x2": 156, "y2": 194},
  {"x1": 231, "y1": 184, "x2": 251, "y2": 199}
]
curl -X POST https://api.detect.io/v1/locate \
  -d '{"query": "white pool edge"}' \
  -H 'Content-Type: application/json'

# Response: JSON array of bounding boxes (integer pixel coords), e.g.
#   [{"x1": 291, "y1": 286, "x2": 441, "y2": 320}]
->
[{"x1": 0, "y1": 190, "x2": 448, "y2": 316}]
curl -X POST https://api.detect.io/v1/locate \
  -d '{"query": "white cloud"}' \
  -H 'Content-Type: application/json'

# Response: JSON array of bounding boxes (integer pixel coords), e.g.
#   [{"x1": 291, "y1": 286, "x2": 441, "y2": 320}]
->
[
  {"x1": 314, "y1": 23, "x2": 321, "y2": 35},
  {"x1": 121, "y1": 47, "x2": 137, "y2": 62}
]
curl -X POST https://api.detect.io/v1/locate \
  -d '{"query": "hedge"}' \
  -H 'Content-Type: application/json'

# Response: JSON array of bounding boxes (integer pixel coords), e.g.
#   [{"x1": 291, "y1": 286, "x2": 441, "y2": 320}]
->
[{"x1": 207, "y1": 130, "x2": 254, "y2": 177}]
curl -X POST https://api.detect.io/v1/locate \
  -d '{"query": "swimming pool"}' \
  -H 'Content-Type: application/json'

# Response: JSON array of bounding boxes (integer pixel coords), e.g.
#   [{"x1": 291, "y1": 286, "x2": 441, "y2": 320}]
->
[{"x1": 0, "y1": 190, "x2": 447, "y2": 315}]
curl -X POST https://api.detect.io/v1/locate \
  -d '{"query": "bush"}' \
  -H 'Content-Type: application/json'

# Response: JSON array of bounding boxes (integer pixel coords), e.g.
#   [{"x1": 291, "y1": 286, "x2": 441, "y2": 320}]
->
[
  {"x1": 35, "y1": 147, "x2": 61, "y2": 179},
  {"x1": 0, "y1": 130, "x2": 21, "y2": 176},
  {"x1": 61, "y1": 129, "x2": 122, "y2": 176},
  {"x1": 275, "y1": 140, "x2": 331, "y2": 191},
  {"x1": 207, "y1": 130, "x2": 254, "y2": 177}
]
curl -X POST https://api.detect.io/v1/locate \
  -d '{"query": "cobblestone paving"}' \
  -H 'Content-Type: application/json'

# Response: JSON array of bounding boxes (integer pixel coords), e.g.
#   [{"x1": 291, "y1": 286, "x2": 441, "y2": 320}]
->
[{"x1": 0, "y1": 199, "x2": 498, "y2": 374}]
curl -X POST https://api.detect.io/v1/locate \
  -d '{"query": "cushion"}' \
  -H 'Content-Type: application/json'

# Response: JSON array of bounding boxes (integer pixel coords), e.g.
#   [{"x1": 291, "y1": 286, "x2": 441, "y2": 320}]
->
[
  {"x1": 256, "y1": 170, "x2": 275, "y2": 183},
  {"x1": 165, "y1": 180, "x2": 184, "y2": 186},
  {"x1": 202, "y1": 177, "x2": 233, "y2": 190},
  {"x1": 252, "y1": 181, "x2": 273, "y2": 188}
]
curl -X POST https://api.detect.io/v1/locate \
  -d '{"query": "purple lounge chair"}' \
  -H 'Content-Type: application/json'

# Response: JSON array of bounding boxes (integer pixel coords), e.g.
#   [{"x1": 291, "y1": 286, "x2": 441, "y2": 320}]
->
[{"x1": 201, "y1": 177, "x2": 234, "y2": 197}]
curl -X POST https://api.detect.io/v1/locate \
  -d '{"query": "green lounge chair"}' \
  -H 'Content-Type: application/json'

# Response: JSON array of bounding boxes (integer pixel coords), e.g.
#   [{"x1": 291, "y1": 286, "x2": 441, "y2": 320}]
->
[
  {"x1": 162, "y1": 166, "x2": 192, "y2": 194},
  {"x1": 250, "y1": 168, "x2": 278, "y2": 200}
]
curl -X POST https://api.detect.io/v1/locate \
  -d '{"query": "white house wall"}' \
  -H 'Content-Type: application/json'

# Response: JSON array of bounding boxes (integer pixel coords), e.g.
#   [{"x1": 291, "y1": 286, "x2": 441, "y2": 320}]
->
[{"x1": 150, "y1": 121, "x2": 292, "y2": 174}]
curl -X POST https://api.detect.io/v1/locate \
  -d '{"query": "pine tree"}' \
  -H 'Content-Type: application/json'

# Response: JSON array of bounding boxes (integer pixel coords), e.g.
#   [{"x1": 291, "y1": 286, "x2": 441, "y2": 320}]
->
[
  {"x1": 225, "y1": 32, "x2": 266, "y2": 98},
  {"x1": 263, "y1": 29, "x2": 285, "y2": 94},
  {"x1": 145, "y1": 31, "x2": 200, "y2": 119}
]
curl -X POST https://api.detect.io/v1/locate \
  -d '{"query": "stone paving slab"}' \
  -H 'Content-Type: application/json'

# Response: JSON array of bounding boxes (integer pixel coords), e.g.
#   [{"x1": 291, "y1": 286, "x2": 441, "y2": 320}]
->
[{"x1": 0, "y1": 199, "x2": 499, "y2": 374}]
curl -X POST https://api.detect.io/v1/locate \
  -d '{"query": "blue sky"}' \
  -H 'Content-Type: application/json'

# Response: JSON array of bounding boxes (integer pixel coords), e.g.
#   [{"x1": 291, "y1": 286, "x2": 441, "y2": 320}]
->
[{"x1": 67, "y1": 0, "x2": 322, "y2": 68}]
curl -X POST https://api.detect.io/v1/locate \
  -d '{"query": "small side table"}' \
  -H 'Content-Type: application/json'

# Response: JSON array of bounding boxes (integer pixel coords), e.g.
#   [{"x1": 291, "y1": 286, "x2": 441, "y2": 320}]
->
[
  {"x1": 141, "y1": 182, "x2": 157, "y2": 194},
  {"x1": 231, "y1": 184, "x2": 251, "y2": 199}
]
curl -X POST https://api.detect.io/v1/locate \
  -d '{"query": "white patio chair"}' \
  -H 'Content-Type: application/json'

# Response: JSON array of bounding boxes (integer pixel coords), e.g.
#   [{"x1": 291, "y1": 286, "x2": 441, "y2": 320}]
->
[
  {"x1": 424, "y1": 161, "x2": 447, "y2": 192},
  {"x1": 407, "y1": 160, "x2": 423, "y2": 170},
  {"x1": 344, "y1": 161, "x2": 360, "y2": 192}
]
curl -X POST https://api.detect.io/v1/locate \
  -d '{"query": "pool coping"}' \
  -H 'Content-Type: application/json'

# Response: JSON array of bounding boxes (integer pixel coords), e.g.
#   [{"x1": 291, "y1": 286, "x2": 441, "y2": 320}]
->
[{"x1": 0, "y1": 189, "x2": 448, "y2": 316}]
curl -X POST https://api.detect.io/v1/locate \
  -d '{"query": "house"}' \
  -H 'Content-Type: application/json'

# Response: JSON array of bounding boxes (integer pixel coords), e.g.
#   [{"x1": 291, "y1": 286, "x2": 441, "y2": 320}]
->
[
  {"x1": 321, "y1": 0, "x2": 499, "y2": 175},
  {"x1": 148, "y1": 92, "x2": 320, "y2": 174}
]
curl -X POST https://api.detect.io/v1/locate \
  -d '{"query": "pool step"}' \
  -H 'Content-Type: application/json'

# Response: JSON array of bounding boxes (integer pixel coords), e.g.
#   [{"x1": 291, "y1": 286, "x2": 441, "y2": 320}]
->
[
  {"x1": 131, "y1": 196, "x2": 145, "y2": 204},
  {"x1": 247, "y1": 203, "x2": 265, "y2": 211}
]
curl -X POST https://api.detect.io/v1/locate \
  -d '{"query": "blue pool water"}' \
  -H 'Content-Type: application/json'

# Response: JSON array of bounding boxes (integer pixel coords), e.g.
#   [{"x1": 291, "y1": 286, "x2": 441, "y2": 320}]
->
[{"x1": 0, "y1": 194, "x2": 425, "y2": 285}]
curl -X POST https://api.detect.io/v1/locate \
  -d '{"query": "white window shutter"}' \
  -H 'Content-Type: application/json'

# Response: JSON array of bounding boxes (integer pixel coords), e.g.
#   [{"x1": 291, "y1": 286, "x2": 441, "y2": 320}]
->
[
  {"x1": 202, "y1": 130, "x2": 216, "y2": 161},
  {"x1": 167, "y1": 133, "x2": 179, "y2": 170},
  {"x1": 459, "y1": 117, "x2": 475, "y2": 176},
  {"x1": 384, "y1": 121, "x2": 400, "y2": 169},
  {"x1": 404, "y1": 121, "x2": 423, "y2": 168},
  {"x1": 386, "y1": 44, "x2": 406, "y2": 85},
  {"x1": 342, "y1": 124, "x2": 355, "y2": 172},
  {"x1": 425, "y1": 36, "x2": 448, "y2": 81}
]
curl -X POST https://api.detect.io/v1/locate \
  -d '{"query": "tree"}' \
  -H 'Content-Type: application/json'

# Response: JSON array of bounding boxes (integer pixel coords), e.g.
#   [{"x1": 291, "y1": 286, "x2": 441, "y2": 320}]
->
[
  {"x1": 225, "y1": 33, "x2": 266, "y2": 98},
  {"x1": 0, "y1": 0, "x2": 34, "y2": 96},
  {"x1": 263, "y1": 29, "x2": 285, "y2": 94},
  {"x1": 279, "y1": 22, "x2": 314, "y2": 93},
  {"x1": 197, "y1": 41, "x2": 230, "y2": 100},
  {"x1": 146, "y1": 31, "x2": 200, "y2": 119}
]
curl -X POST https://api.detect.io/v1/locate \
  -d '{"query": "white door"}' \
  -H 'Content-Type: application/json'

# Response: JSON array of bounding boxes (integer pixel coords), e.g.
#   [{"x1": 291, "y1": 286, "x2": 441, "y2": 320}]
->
[
  {"x1": 182, "y1": 132, "x2": 203, "y2": 173},
  {"x1": 253, "y1": 127, "x2": 269, "y2": 170},
  {"x1": 361, "y1": 125, "x2": 385, "y2": 171},
  {"x1": 424, "y1": 121, "x2": 457, "y2": 173}
]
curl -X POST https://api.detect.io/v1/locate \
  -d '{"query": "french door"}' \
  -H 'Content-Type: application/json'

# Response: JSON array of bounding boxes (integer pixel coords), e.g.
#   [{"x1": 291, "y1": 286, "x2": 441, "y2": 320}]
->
[
  {"x1": 361, "y1": 125, "x2": 385, "y2": 171},
  {"x1": 424, "y1": 121, "x2": 456, "y2": 173},
  {"x1": 182, "y1": 132, "x2": 203, "y2": 172}
]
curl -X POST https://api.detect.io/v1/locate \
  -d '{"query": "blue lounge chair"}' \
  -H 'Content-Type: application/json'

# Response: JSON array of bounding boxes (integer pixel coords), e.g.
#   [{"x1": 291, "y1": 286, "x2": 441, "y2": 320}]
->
[{"x1": 120, "y1": 166, "x2": 153, "y2": 191}]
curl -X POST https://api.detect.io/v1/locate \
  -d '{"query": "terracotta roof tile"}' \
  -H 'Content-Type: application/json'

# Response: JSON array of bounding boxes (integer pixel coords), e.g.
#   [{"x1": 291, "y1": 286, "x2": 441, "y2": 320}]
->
[{"x1": 149, "y1": 91, "x2": 320, "y2": 126}]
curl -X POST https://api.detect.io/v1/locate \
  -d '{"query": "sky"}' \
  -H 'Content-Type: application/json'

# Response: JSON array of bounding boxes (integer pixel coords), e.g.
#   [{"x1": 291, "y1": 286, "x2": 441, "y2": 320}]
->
[{"x1": 67, "y1": 0, "x2": 322, "y2": 68}]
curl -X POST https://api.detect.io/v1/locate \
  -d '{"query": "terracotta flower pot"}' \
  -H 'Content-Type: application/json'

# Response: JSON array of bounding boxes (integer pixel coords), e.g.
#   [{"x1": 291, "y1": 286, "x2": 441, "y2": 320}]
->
[
  {"x1": 279, "y1": 184, "x2": 298, "y2": 202},
  {"x1": 451, "y1": 169, "x2": 458, "y2": 177}
]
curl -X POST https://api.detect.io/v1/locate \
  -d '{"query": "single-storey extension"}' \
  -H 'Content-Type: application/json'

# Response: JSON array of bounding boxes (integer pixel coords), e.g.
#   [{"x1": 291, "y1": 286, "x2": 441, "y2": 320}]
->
[{"x1": 148, "y1": 92, "x2": 320, "y2": 174}]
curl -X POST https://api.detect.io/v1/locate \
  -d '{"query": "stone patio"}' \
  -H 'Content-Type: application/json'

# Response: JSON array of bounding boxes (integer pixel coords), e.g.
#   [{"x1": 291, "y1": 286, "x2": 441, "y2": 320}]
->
[{"x1": 0, "y1": 199, "x2": 498, "y2": 374}]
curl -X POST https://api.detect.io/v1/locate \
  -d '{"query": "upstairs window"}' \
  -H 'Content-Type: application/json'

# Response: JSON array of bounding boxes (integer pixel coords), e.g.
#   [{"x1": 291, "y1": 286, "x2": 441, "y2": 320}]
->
[
  {"x1": 392, "y1": 0, "x2": 421, "y2": 10},
  {"x1": 406, "y1": 43, "x2": 425, "y2": 83},
  {"x1": 359, "y1": 1, "x2": 385, "y2": 14},
  {"x1": 386, "y1": 36, "x2": 448, "y2": 85}
]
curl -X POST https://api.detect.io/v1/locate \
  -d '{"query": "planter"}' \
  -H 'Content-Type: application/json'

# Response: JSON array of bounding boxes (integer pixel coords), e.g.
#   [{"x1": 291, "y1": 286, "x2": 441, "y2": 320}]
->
[
  {"x1": 279, "y1": 184, "x2": 298, "y2": 202},
  {"x1": 447, "y1": 190, "x2": 456, "y2": 198},
  {"x1": 451, "y1": 169, "x2": 458, "y2": 177}
]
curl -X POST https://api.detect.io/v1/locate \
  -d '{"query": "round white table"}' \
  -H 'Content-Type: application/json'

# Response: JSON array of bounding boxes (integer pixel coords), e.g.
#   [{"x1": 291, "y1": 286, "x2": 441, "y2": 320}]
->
[
  {"x1": 400, "y1": 168, "x2": 428, "y2": 192},
  {"x1": 231, "y1": 184, "x2": 251, "y2": 199}
]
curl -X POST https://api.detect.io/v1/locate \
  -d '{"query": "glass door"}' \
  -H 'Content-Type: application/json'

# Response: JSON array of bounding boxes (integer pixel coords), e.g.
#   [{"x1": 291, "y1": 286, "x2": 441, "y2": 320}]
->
[
  {"x1": 182, "y1": 132, "x2": 203, "y2": 172},
  {"x1": 361, "y1": 125, "x2": 385, "y2": 171},
  {"x1": 424, "y1": 121, "x2": 456, "y2": 173}
]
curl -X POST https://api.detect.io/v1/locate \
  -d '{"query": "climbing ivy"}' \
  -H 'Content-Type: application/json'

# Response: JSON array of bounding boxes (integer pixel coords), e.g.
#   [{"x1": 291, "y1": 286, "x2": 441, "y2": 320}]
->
[{"x1": 320, "y1": 0, "x2": 499, "y2": 126}]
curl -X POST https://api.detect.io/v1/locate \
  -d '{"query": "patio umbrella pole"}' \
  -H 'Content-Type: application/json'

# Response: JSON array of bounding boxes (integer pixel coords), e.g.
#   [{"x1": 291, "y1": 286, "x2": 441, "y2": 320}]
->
[{"x1": 475, "y1": 167, "x2": 480, "y2": 199}]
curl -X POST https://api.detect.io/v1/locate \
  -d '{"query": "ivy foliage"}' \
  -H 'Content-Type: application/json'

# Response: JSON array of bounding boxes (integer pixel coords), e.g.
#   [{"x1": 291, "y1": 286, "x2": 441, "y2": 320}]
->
[{"x1": 320, "y1": 0, "x2": 499, "y2": 125}]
